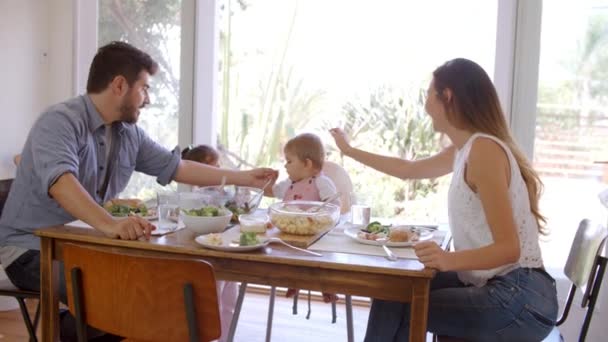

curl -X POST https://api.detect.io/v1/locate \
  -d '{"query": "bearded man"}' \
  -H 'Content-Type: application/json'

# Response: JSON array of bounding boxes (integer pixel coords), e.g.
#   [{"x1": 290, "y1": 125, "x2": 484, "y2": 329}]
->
[{"x1": 0, "y1": 41, "x2": 276, "y2": 341}]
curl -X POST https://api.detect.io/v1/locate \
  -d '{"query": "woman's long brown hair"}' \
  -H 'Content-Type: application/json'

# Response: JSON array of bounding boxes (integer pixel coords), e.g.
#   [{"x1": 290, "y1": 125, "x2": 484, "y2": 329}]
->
[{"x1": 433, "y1": 58, "x2": 547, "y2": 234}]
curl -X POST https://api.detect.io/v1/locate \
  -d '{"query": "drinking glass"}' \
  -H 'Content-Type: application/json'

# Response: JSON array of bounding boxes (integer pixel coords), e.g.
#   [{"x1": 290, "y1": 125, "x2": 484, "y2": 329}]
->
[
  {"x1": 157, "y1": 191, "x2": 180, "y2": 231},
  {"x1": 350, "y1": 193, "x2": 371, "y2": 225}
]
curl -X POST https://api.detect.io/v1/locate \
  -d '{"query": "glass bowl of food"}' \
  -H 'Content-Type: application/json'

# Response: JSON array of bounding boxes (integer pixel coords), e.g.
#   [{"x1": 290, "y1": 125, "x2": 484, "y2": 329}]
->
[
  {"x1": 195, "y1": 185, "x2": 264, "y2": 223},
  {"x1": 268, "y1": 200, "x2": 340, "y2": 235}
]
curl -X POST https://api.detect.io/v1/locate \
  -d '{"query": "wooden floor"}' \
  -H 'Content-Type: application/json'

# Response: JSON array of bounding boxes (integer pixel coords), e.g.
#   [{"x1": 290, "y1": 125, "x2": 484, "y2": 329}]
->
[{"x1": 0, "y1": 291, "x2": 372, "y2": 342}]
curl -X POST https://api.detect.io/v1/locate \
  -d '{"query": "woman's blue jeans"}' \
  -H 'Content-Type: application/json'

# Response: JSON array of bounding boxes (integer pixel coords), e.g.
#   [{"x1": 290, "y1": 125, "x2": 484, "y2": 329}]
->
[{"x1": 364, "y1": 268, "x2": 558, "y2": 342}]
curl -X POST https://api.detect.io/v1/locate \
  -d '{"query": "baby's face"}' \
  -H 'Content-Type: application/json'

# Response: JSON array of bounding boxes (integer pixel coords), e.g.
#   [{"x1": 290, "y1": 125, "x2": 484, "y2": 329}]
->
[{"x1": 284, "y1": 151, "x2": 316, "y2": 182}]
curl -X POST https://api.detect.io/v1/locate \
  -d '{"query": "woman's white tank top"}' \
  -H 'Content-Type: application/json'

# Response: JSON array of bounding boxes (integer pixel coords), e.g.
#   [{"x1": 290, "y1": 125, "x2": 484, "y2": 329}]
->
[{"x1": 448, "y1": 133, "x2": 543, "y2": 287}]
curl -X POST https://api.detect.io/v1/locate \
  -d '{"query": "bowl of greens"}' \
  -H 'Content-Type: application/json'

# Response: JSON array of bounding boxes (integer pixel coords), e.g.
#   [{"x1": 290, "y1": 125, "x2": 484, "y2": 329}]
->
[
  {"x1": 181, "y1": 205, "x2": 232, "y2": 234},
  {"x1": 195, "y1": 185, "x2": 264, "y2": 223}
]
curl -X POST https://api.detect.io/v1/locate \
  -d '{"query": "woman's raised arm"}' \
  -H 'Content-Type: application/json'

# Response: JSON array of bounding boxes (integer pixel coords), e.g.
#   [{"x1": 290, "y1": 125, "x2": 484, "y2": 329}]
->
[{"x1": 329, "y1": 128, "x2": 455, "y2": 180}]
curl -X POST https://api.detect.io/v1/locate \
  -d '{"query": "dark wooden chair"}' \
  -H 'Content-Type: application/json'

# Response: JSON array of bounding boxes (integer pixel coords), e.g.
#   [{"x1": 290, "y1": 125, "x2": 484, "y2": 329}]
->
[
  {"x1": 63, "y1": 243, "x2": 222, "y2": 342},
  {"x1": 0, "y1": 178, "x2": 41, "y2": 342}
]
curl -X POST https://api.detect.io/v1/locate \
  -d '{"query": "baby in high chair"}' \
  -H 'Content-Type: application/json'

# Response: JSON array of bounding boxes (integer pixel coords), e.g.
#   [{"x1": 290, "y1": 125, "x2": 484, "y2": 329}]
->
[{"x1": 268, "y1": 133, "x2": 340, "y2": 303}]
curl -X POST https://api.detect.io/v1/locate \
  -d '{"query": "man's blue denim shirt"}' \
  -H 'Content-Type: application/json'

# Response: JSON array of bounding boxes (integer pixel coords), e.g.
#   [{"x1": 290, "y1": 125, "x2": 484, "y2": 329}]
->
[{"x1": 0, "y1": 95, "x2": 180, "y2": 250}]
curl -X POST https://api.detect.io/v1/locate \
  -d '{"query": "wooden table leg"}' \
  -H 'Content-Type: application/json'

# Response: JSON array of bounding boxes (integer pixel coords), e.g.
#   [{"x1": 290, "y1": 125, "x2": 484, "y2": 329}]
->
[
  {"x1": 408, "y1": 278, "x2": 431, "y2": 342},
  {"x1": 40, "y1": 237, "x2": 60, "y2": 342}
]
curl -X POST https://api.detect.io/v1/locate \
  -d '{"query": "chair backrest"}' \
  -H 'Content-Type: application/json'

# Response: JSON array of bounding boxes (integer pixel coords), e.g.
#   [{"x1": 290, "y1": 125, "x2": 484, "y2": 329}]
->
[
  {"x1": 63, "y1": 244, "x2": 221, "y2": 342},
  {"x1": 0, "y1": 178, "x2": 14, "y2": 219},
  {"x1": 322, "y1": 161, "x2": 353, "y2": 214},
  {"x1": 564, "y1": 219, "x2": 607, "y2": 291}
]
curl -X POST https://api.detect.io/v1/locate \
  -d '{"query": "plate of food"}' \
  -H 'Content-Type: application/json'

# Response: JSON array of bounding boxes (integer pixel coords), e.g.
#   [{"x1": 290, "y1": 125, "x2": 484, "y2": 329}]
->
[
  {"x1": 344, "y1": 221, "x2": 435, "y2": 247},
  {"x1": 103, "y1": 198, "x2": 157, "y2": 220},
  {"x1": 195, "y1": 230, "x2": 268, "y2": 252}
]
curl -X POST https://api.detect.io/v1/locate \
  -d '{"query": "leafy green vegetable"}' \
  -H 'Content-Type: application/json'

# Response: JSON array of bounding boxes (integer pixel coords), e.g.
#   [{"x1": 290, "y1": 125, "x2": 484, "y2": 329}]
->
[
  {"x1": 239, "y1": 232, "x2": 259, "y2": 246},
  {"x1": 226, "y1": 200, "x2": 251, "y2": 223},
  {"x1": 366, "y1": 221, "x2": 391, "y2": 235},
  {"x1": 182, "y1": 206, "x2": 222, "y2": 217},
  {"x1": 107, "y1": 204, "x2": 148, "y2": 217}
]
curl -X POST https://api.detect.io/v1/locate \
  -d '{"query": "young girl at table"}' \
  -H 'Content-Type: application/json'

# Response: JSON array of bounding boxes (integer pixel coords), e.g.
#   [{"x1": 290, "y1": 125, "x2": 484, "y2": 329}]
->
[
  {"x1": 182, "y1": 144, "x2": 235, "y2": 342},
  {"x1": 330, "y1": 58, "x2": 558, "y2": 341},
  {"x1": 182, "y1": 144, "x2": 220, "y2": 167},
  {"x1": 269, "y1": 133, "x2": 340, "y2": 303}
]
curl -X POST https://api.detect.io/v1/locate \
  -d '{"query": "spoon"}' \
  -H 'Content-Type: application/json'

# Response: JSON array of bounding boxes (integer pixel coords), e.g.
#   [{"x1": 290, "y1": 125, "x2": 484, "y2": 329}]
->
[
  {"x1": 218, "y1": 175, "x2": 227, "y2": 194},
  {"x1": 308, "y1": 192, "x2": 342, "y2": 213},
  {"x1": 247, "y1": 178, "x2": 273, "y2": 209},
  {"x1": 265, "y1": 237, "x2": 323, "y2": 256},
  {"x1": 230, "y1": 237, "x2": 323, "y2": 257}
]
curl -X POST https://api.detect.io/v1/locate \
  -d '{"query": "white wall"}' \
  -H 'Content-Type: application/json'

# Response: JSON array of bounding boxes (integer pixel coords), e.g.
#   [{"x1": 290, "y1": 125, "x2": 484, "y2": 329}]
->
[{"x1": 0, "y1": 0, "x2": 73, "y2": 180}]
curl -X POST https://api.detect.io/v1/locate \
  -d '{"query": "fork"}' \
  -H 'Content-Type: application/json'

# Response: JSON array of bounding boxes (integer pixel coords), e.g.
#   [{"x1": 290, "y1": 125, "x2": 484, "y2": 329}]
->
[
  {"x1": 266, "y1": 237, "x2": 323, "y2": 257},
  {"x1": 382, "y1": 244, "x2": 398, "y2": 261},
  {"x1": 377, "y1": 238, "x2": 398, "y2": 261}
]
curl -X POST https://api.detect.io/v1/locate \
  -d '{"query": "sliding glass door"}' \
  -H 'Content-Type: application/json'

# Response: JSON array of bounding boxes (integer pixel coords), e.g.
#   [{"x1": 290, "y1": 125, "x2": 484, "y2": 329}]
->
[
  {"x1": 218, "y1": 0, "x2": 498, "y2": 221},
  {"x1": 98, "y1": 0, "x2": 183, "y2": 199}
]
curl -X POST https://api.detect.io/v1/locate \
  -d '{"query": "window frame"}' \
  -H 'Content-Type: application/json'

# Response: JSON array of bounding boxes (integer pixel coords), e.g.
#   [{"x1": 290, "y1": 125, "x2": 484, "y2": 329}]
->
[{"x1": 75, "y1": 0, "x2": 542, "y2": 163}]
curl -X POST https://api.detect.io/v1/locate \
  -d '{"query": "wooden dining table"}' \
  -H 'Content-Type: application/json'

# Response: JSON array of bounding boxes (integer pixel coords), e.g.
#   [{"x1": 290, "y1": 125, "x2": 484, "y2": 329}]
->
[{"x1": 36, "y1": 224, "x2": 447, "y2": 342}]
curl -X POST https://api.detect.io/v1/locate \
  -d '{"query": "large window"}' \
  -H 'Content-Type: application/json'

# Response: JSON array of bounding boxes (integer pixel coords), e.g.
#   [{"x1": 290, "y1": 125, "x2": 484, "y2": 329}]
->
[
  {"x1": 219, "y1": 0, "x2": 498, "y2": 220},
  {"x1": 534, "y1": 0, "x2": 608, "y2": 271},
  {"x1": 98, "y1": 0, "x2": 183, "y2": 200}
]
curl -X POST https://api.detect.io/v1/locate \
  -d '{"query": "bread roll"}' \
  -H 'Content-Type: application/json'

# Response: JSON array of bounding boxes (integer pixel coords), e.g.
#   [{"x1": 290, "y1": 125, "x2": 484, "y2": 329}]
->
[{"x1": 389, "y1": 227, "x2": 417, "y2": 242}]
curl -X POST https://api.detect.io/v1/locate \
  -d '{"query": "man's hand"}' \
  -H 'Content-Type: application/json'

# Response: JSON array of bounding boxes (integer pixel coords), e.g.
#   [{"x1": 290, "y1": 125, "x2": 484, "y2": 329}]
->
[
  {"x1": 414, "y1": 241, "x2": 451, "y2": 271},
  {"x1": 264, "y1": 171, "x2": 280, "y2": 196},
  {"x1": 98, "y1": 216, "x2": 156, "y2": 240},
  {"x1": 329, "y1": 128, "x2": 353, "y2": 155},
  {"x1": 240, "y1": 168, "x2": 278, "y2": 188}
]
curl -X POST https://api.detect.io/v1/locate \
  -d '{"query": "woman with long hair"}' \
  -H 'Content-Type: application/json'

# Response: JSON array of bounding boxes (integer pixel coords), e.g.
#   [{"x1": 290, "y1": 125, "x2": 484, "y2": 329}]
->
[{"x1": 330, "y1": 58, "x2": 557, "y2": 341}]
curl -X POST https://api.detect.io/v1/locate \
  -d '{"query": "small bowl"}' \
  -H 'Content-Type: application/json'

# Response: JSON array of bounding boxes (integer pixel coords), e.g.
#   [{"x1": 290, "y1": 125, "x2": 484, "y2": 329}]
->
[
  {"x1": 269, "y1": 200, "x2": 340, "y2": 235},
  {"x1": 239, "y1": 212, "x2": 269, "y2": 233},
  {"x1": 181, "y1": 208, "x2": 232, "y2": 234}
]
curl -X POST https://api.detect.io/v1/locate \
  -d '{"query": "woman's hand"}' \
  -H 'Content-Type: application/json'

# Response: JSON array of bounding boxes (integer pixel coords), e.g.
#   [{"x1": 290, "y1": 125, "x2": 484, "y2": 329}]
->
[
  {"x1": 240, "y1": 168, "x2": 278, "y2": 188},
  {"x1": 329, "y1": 128, "x2": 353, "y2": 155},
  {"x1": 414, "y1": 241, "x2": 451, "y2": 271}
]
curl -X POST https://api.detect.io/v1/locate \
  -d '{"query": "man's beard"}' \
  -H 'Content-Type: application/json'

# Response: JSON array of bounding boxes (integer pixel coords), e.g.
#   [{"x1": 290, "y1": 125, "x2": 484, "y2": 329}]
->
[{"x1": 119, "y1": 101, "x2": 139, "y2": 124}]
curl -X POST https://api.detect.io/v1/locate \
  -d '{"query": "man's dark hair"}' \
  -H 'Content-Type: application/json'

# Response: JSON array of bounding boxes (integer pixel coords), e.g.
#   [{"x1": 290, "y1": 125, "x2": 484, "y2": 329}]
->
[{"x1": 86, "y1": 41, "x2": 158, "y2": 93}]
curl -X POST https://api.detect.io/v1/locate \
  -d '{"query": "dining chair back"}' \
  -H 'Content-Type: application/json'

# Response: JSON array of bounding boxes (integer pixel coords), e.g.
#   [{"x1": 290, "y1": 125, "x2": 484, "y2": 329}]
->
[
  {"x1": 0, "y1": 178, "x2": 41, "y2": 342},
  {"x1": 63, "y1": 243, "x2": 221, "y2": 342},
  {"x1": 543, "y1": 218, "x2": 608, "y2": 342},
  {"x1": 437, "y1": 219, "x2": 607, "y2": 342},
  {"x1": 322, "y1": 161, "x2": 353, "y2": 214}
]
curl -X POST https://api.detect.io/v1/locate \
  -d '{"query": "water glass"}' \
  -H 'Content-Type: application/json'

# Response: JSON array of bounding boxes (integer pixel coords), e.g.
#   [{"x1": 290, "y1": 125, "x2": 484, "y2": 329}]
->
[
  {"x1": 157, "y1": 191, "x2": 180, "y2": 231},
  {"x1": 350, "y1": 193, "x2": 372, "y2": 225}
]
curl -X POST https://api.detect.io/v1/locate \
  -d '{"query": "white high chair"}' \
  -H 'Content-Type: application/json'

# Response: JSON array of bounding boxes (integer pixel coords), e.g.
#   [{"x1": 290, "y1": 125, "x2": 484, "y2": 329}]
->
[{"x1": 322, "y1": 161, "x2": 353, "y2": 214}]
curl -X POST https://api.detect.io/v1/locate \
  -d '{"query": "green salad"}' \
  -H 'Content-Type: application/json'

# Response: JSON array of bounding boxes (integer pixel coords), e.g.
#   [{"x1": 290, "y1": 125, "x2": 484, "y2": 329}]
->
[
  {"x1": 365, "y1": 221, "x2": 391, "y2": 235},
  {"x1": 182, "y1": 206, "x2": 223, "y2": 217},
  {"x1": 226, "y1": 200, "x2": 251, "y2": 223},
  {"x1": 106, "y1": 204, "x2": 148, "y2": 217},
  {"x1": 239, "y1": 232, "x2": 259, "y2": 246}
]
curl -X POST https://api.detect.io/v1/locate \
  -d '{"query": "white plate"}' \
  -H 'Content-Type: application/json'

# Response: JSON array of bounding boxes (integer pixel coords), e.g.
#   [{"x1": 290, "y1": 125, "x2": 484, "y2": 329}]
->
[
  {"x1": 344, "y1": 225, "x2": 434, "y2": 247},
  {"x1": 194, "y1": 229, "x2": 267, "y2": 252},
  {"x1": 112, "y1": 213, "x2": 158, "y2": 221}
]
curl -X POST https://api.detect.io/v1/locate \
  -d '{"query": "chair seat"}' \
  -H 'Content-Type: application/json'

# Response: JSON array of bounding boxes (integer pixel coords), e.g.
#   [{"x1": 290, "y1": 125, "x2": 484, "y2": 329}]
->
[
  {"x1": 0, "y1": 277, "x2": 18, "y2": 291},
  {"x1": 542, "y1": 327, "x2": 563, "y2": 342}
]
